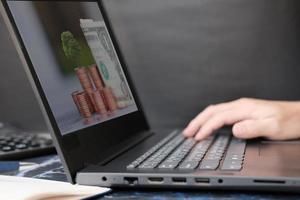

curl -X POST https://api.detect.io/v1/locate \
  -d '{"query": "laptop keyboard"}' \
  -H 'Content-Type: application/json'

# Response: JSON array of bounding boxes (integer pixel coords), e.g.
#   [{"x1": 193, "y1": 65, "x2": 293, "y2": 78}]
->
[
  {"x1": 127, "y1": 131, "x2": 246, "y2": 171},
  {"x1": 137, "y1": 134, "x2": 185, "y2": 169},
  {"x1": 158, "y1": 138, "x2": 196, "y2": 169},
  {"x1": 221, "y1": 137, "x2": 246, "y2": 170},
  {"x1": 198, "y1": 134, "x2": 230, "y2": 170}
]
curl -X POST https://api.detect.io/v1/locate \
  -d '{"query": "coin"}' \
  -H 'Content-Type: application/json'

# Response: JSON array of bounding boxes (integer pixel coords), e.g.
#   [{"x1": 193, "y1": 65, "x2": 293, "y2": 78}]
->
[
  {"x1": 88, "y1": 64, "x2": 104, "y2": 90},
  {"x1": 102, "y1": 87, "x2": 118, "y2": 111},
  {"x1": 91, "y1": 89, "x2": 107, "y2": 115},
  {"x1": 75, "y1": 67, "x2": 94, "y2": 92},
  {"x1": 76, "y1": 92, "x2": 92, "y2": 118},
  {"x1": 71, "y1": 91, "x2": 81, "y2": 115}
]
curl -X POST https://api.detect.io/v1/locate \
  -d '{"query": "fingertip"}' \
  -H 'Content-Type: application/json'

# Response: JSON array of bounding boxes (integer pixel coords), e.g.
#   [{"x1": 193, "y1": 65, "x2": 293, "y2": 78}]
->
[
  {"x1": 183, "y1": 122, "x2": 200, "y2": 137},
  {"x1": 194, "y1": 131, "x2": 206, "y2": 141},
  {"x1": 182, "y1": 127, "x2": 189, "y2": 134},
  {"x1": 183, "y1": 132, "x2": 192, "y2": 138},
  {"x1": 232, "y1": 123, "x2": 243, "y2": 137},
  {"x1": 182, "y1": 128, "x2": 192, "y2": 137},
  {"x1": 195, "y1": 136, "x2": 203, "y2": 141},
  {"x1": 232, "y1": 121, "x2": 252, "y2": 139}
]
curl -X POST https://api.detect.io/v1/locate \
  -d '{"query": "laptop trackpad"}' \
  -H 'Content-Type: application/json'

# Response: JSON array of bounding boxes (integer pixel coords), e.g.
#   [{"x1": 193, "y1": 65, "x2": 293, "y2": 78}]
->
[{"x1": 259, "y1": 140, "x2": 300, "y2": 157}]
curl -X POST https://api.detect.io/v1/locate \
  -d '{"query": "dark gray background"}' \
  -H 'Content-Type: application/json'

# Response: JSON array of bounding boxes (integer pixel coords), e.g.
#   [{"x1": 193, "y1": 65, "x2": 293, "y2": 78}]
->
[
  {"x1": 0, "y1": 13, "x2": 46, "y2": 131},
  {"x1": 0, "y1": 0, "x2": 300, "y2": 132}
]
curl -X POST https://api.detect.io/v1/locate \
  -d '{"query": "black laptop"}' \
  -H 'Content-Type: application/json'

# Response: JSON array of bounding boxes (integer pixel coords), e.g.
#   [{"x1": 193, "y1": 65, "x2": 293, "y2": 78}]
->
[{"x1": 1, "y1": 0, "x2": 300, "y2": 191}]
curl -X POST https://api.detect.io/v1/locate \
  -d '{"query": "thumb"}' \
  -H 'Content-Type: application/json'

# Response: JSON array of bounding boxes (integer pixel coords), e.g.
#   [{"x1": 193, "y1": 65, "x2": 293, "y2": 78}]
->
[{"x1": 232, "y1": 119, "x2": 272, "y2": 139}]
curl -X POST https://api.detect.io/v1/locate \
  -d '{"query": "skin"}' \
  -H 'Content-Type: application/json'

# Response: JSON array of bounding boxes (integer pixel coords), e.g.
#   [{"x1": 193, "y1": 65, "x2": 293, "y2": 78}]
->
[{"x1": 183, "y1": 98, "x2": 300, "y2": 141}]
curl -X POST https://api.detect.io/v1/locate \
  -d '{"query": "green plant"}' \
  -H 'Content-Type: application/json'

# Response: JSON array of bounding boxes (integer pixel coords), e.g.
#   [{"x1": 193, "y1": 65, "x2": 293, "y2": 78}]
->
[{"x1": 61, "y1": 31, "x2": 82, "y2": 67}]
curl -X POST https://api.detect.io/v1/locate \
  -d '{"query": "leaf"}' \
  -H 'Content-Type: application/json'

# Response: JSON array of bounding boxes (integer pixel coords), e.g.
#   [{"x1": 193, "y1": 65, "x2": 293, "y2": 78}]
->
[{"x1": 61, "y1": 31, "x2": 82, "y2": 66}]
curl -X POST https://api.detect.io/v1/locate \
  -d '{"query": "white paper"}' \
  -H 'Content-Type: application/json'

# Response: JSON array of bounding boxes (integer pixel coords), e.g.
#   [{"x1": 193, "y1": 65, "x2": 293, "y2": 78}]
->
[{"x1": 0, "y1": 175, "x2": 111, "y2": 200}]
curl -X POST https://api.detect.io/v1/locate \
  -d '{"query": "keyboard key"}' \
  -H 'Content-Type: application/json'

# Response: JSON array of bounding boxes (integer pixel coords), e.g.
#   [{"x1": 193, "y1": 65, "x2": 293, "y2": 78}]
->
[
  {"x1": 199, "y1": 134, "x2": 230, "y2": 170},
  {"x1": 159, "y1": 162, "x2": 178, "y2": 169},
  {"x1": 2, "y1": 146, "x2": 13, "y2": 152},
  {"x1": 221, "y1": 138, "x2": 246, "y2": 171},
  {"x1": 8, "y1": 142, "x2": 16, "y2": 146},
  {"x1": 159, "y1": 139, "x2": 196, "y2": 169},
  {"x1": 222, "y1": 160, "x2": 242, "y2": 166},
  {"x1": 15, "y1": 144, "x2": 27, "y2": 150},
  {"x1": 30, "y1": 142, "x2": 41, "y2": 148},
  {"x1": 44, "y1": 139, "x2": 53, "y2": 146},
  {"x1": 221, "y1": 164, "x2": 242, "y2": 170},
  {"x1": 227, "y1": 154, "x2": 244, "y2": 161},
  {"x1": 139, "y1": 134, "x2": 184, "y2": 169},
  {"x1": 179, "y1": 137, "x2": 214, "y2": 170},
  {"x1": 0, "y1": 140, "x2": 6, "y2": 145},
  {"x1": 199, "y1": 160, "x2": 219, "y2": 170},
  {"x1": 179, "y1": 161, "x2": 199, "y2": 169},
  {"x1": 126, "y1": 131, "x2": 179, "y2": 169}
]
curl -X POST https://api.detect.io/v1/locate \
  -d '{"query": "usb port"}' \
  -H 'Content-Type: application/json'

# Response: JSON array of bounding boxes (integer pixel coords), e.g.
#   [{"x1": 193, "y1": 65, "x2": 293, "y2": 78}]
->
[
  {"x1": 195, "y1": 178, "x2": 210, "y2": 184},
  {"x1": 172, "y1": 177, "x2": 187, "y2": 183}
]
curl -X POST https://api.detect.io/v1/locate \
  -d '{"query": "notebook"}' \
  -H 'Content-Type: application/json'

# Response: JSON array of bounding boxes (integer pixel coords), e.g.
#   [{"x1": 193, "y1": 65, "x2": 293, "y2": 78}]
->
[{"x1": 0, "y1": 175, "x2": 111, "y2": 200}]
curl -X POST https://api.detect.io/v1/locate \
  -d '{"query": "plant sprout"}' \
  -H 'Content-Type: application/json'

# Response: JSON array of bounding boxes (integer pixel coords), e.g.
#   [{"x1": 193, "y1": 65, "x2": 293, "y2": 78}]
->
[{"x1": 61, "y1": 31, "x2": 82, "y2": 67}]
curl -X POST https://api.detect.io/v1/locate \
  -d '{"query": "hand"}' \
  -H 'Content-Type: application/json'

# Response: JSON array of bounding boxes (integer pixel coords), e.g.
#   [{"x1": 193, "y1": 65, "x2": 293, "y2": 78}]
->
[{"x1": 183, "y1": 98, "x2": 300, "y2": 140}]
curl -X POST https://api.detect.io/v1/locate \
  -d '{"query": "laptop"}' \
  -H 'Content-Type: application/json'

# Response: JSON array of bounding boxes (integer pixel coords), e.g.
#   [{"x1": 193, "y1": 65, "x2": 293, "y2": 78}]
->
[{"x1": 1, "y1": 0, "x2": 300, "y2": 191}]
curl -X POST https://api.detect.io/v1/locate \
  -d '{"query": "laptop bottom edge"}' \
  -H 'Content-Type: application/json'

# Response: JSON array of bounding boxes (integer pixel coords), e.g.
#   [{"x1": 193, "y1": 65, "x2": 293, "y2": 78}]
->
[{"x1": 76, "y1": 172, "x2": 300, "y2": 192}]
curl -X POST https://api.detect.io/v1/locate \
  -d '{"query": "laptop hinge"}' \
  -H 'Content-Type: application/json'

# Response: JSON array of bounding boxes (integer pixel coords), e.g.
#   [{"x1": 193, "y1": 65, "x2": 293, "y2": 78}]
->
[
  {"x1": 87, "y1": 130, "x2": 153, "y2": 166},
  {"x1": 101, "y1": 131, "x2": 153, "y2": 165}
]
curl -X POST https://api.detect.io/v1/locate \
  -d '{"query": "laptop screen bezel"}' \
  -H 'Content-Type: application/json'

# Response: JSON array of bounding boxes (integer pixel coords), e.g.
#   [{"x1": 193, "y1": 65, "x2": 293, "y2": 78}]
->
[{"x1": 1, "y1": 0, "x2": 149, "y2": 182}]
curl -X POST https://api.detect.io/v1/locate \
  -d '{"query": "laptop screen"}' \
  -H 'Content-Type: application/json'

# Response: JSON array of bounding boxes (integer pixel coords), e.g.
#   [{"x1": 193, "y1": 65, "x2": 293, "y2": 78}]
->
[{"x1": 7, "y1": 0, "x2": 138, "y2": 135}]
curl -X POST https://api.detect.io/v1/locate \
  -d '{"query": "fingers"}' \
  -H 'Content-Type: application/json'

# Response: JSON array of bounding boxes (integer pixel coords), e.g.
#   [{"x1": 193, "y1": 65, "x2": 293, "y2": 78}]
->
[
  {"x1": 183, "y1": 98, "x2": 282, "y2": 140},
  {"x1": 183, "y1": 101, "x2": 237, "y2": 137},
  {"x1": 193, "y1": 109, "x2": 252, "y2": 140},
  {"x1": 232, "y1": 119, "x2": 274, "y2": 139}
]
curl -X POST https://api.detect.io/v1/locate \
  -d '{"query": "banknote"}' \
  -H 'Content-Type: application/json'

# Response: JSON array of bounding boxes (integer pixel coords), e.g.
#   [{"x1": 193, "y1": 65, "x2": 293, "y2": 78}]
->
[{"x1": 80, "y1": 19, "x2": 134, "y2": 107}]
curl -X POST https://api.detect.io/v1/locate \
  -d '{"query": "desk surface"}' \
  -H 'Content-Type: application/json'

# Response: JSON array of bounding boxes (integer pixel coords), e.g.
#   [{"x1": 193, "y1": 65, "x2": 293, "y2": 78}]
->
[{"x1": 2, "y1": 154, "x2": 298, "y2": 200}]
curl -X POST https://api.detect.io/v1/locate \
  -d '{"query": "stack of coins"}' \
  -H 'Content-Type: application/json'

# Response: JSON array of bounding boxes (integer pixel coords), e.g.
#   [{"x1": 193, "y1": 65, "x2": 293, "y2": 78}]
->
[
  {"x1": 91, "y1": 89, "x2": 107, "y2": 115},
  {"x1": 103, "y1": 87, "x2": 118, "y2": 111},
  {"x1": 75, "y1": 67, "x2": 97, "y2": 113},
  {"x1": 76, "y1": 92, "x2": 92, "y2": 118},
  {"x1": 88, "y1": 64, "x2": 104, "y2": 90},
  {"x1": 71, "y1": 91, "x2": 81, "y2": 114},
  {"x1": 86, "y1": 93, "x2": 95, "y2": 113},
  {"x1": 75, "y1": 67, "x2": 94, "y2": 94}
]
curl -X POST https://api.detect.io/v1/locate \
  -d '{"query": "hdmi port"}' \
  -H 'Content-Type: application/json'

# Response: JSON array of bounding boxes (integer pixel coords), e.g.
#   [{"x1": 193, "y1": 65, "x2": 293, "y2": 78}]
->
[{"x1": 148, "y1": 177, "x2": 164, "y2": 183}]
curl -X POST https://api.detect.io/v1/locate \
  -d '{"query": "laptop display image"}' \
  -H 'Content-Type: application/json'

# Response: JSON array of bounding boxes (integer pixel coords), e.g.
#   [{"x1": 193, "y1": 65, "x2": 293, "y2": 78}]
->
[
  {"x1": 7, "y1": 0, "x2": 137, "y2": 135},
  {"x1": 1, "y1": 0, "x2": 300, "y2": 192}
]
